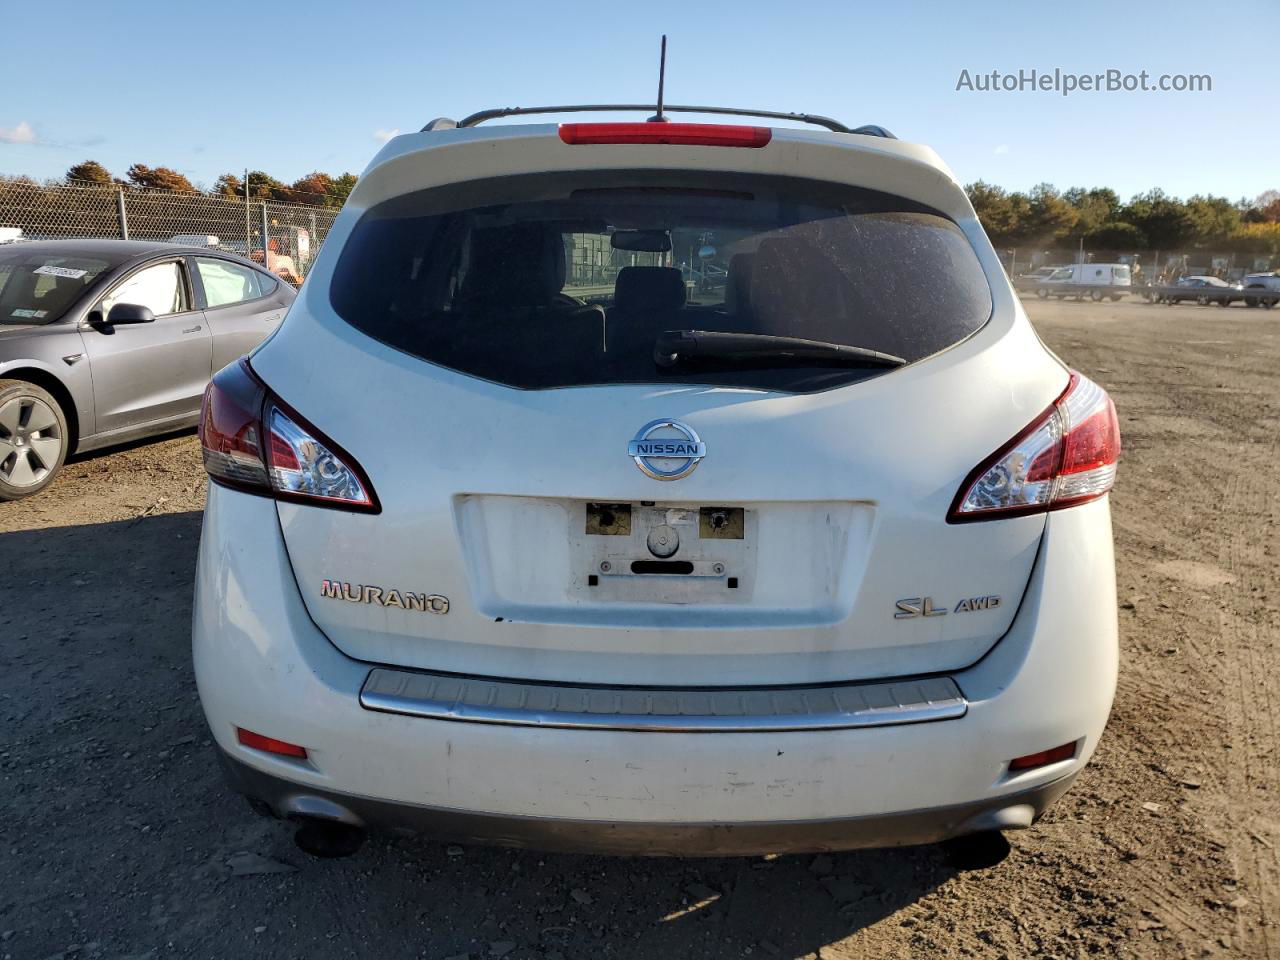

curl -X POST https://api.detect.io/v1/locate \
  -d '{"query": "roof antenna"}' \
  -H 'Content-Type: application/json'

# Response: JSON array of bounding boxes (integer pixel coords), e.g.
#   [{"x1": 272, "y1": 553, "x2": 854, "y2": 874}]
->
[{"x1": 648, "y1": 35, "x2": 669, "y2": 123}]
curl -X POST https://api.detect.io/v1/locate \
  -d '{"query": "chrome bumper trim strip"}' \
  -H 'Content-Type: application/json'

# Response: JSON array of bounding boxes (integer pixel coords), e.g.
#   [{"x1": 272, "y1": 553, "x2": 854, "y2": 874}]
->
[{"x1": 359, "y1": 669, "x2": 966, "y2": 732}]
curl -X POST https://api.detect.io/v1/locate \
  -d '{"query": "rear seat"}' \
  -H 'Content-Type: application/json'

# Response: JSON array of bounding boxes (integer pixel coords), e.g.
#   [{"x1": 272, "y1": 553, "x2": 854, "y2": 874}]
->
[
  {"x1": 608, "y1": 266, "x2": 687, "y2": 354},
  {"x1": 445, "y1": 224, "x2": 606, "y2": 383}
]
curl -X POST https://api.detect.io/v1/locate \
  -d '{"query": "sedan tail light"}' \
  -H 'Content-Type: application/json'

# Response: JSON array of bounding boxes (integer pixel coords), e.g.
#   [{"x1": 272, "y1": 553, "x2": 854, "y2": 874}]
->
[
  {"x1": 199, "y1": 359, "x2": 378, "y2": 512},
  {"x1": 948, "y1": 372, "x2": 1119, "y2": 522}
]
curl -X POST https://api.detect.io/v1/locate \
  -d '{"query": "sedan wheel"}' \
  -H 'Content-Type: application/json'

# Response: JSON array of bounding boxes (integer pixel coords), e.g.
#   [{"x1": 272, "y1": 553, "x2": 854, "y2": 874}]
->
[{"x1": 0, "y1": 380, "x2": 69, "y2": 501}]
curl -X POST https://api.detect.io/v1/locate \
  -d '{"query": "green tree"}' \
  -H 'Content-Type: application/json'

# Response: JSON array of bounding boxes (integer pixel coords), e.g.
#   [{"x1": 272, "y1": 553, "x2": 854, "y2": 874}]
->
[
  {"x1": 325, "y1": 172, "x2": 358, "y2": 208},
  {"x1": 1023, "y1": 183, "x2": 1080, "y2": 243},
  {"x1": 245, "y1": 170, "x2": 288, "y2": 200},
  {"x1": 966, "y1": 181, "x2": 1019, "y2": 245},
  {"x1": 1122, "y1": 189, "x2": 1194, "y2": 250},
  {"x1": 1086, "y1": 222, "x2": 1148, "y2": 250},
  {"x1": 1183, "y1": 194, "x2": 1241, "y2": 246},
  {"x1": 126, "y1": 164, "x2": 198, "y2": 193},
  {"x1": 66, "y1": 160, "x2": 113, "y2": 185},
  {"x1": 1062, "y1": 187, "x2": 1120, "y2": 241},
  {"x1": 212, "y1": 173, "x2": 245, "y2": 198},
  {"x1": 1247, "y1": 190, "x2": 1280, "y2": 224}
]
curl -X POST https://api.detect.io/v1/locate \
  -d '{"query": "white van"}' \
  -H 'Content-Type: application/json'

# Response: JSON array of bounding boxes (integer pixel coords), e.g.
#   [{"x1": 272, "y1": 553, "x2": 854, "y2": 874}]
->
[{"x1": 1035, "y1": 263, "x2": 1131, "y2": 301}]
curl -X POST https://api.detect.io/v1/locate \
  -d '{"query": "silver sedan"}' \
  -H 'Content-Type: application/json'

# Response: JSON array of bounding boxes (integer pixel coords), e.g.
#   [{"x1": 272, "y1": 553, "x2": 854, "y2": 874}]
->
[{"x1": 0, "y1": 239, "x2": 295, "y2": 499}]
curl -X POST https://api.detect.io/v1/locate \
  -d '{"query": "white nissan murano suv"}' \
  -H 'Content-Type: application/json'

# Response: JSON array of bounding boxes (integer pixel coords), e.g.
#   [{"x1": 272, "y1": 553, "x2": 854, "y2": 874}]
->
[{"x1": 192, "y1": 105, "x2": 1120, "y2": 858}]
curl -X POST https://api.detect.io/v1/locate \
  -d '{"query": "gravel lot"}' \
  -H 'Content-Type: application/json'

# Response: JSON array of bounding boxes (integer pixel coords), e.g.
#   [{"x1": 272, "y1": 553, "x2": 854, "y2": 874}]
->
[{"x1": 2, "y1": 297, "x2": 1277, "y2": 960}]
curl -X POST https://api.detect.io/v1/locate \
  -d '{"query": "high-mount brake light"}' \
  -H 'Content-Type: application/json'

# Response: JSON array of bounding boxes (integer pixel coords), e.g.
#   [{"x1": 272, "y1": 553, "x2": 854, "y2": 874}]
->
[
  {"x1": 948, "y1": 371, "x2": 1120, "y2": 522},
  {"x1": 558, "y1": 122, "x2": 772, "y2": 148},
  {"x1": 199, "y1": 360, "x2": 379, "y2": 512}
]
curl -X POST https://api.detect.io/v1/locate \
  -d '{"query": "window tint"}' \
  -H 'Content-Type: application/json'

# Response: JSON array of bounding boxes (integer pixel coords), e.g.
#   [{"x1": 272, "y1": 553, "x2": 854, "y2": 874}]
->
[
  {"x1": 101, "y1": 262, "x2": 185, "y2": 317},
  {"x1": 330, "y1": 171, "x2": 993, "y2": 392},
  {"x1": 196, "y1": 258, "x2": 266, "y2": 308}
]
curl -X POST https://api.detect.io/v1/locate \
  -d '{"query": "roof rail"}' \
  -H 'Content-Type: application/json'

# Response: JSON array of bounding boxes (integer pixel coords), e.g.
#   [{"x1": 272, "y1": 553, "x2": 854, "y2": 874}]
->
[{"x1": 419, "y1": 105, "x2": 895, "y2": 138}]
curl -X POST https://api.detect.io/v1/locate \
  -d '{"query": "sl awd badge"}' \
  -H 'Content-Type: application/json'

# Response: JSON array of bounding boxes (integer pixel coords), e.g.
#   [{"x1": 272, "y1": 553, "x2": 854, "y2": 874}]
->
[
  {"x1": 895, "y1": 595, "x2": 1002, "y2": 619},
  {"x1": 627, "y1": 419, "x2": 706, "y2": 481}
]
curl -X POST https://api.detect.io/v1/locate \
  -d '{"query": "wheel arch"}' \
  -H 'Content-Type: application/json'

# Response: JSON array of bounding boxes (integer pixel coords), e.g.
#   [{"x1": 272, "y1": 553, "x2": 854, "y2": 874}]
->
[{"x1": 0, "y1": 366, "x2": 81, "y2": 453}]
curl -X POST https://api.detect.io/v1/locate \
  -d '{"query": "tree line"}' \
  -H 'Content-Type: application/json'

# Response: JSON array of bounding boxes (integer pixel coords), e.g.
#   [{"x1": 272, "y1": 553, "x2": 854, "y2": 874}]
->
[
  {"x1": 965, "y1": 182, "x2": 1280, "y2": 254},
  {"x1": 60, "y1": 160, "x2": 357, "y2": 209},
  {"x1": 30, "y1": 161, "x2": 1280, "y2": 255}
]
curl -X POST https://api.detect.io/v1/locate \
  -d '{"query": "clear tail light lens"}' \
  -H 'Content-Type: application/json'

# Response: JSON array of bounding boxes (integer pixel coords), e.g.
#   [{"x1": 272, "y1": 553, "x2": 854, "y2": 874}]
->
[
  {"x1": 199, "y1": 360, "x2": 378, "y2": 512},
  {"x1": 948, "y1": 372, "x2": 1119, "y2": 522}
]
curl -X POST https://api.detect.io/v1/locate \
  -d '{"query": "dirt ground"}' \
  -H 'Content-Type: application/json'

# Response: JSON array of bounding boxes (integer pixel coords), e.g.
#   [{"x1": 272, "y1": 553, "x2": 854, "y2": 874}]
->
[{"x1": 1, "y1": 296, "x2": 1277, "y2": 960}]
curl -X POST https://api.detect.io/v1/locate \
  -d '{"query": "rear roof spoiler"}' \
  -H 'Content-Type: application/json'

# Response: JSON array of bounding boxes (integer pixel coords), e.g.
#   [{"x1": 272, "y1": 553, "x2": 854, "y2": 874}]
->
[{"x1": 421, "y1": 105, "x2": 895, "y2": 138}]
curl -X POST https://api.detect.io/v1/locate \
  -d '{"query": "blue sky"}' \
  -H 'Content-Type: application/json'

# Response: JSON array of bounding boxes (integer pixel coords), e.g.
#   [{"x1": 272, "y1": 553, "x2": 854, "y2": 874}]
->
[{"x1": 3, "y1": 0, "x2": 1275, "y2": 202}]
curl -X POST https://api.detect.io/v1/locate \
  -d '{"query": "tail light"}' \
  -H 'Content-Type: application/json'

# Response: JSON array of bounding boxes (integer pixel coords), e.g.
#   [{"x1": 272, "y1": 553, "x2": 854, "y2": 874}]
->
[
  {"x1": 949, "y1": 372, "x2": 1119, "y2": 522},
  {"x1": 199, "y1": 359, "x2": 378, "y2": 512},
  {"x1": 559, "y1": 122, "x2": 772, "y2": 148}
]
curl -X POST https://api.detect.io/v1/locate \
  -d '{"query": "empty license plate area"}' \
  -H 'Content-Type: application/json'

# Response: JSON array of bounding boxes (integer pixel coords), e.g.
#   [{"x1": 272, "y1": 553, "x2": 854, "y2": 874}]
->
[{"x1": 574, "y1": 502, "x2": 756, "y2": 602}]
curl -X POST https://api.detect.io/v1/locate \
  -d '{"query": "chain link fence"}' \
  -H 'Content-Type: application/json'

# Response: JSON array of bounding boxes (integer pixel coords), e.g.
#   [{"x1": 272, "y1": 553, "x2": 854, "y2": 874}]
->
[{"x1": 0, "y1": 176, "x2": 341, "y2": 284}]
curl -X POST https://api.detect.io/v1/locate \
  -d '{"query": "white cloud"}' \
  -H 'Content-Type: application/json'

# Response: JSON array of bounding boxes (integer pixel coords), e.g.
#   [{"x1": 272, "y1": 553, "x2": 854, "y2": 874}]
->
[
  {"x1": 993, "y1": 144, "x2": 1010, "y2": 155},
  {"x1": 373, "y1": 128, "x2": 401, "y2": 143},
  {"x1": 0, "y1": 121, "x2": 37, "y2": 144}
]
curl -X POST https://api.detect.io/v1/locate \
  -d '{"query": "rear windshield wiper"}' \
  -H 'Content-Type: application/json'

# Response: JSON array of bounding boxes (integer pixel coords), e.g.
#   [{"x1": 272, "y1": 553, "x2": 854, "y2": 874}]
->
[{"x1": 653, "y1": 330, "x2": 907, "y2": 370}]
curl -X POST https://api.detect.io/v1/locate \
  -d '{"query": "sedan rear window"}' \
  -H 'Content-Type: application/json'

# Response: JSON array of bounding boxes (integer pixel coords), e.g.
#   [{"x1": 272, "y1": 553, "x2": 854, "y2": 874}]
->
[
  {"x1": 330, "y1": 171, "x2": 993, "y2": 392},
  {"x1": 0, "y1": 251, "x2": 112, "y2": 325}
]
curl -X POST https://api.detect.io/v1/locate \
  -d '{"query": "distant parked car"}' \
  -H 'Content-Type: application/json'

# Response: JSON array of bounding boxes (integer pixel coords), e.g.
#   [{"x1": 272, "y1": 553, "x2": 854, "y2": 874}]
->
[
  {"x1": 0, "y1": 239, "x2": 294, "y2": 499},
  {"x1": 0, "y1": 228, "x2": 24, "y2": 245},
  {"x1": 1241, "y1": 272, "x2": 1280, "y2": 308},
  {"x1": 1161, "y1": 275, "x2": 1242, "y2": 307}
]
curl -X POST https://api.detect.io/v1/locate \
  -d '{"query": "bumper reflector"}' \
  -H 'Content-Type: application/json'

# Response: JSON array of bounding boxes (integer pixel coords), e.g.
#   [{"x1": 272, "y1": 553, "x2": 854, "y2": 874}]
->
[
  {"x1": 237, "y1": 727, "x2": 308, "y2": 759},
  {"x1": 1009, "y1": 741, "x2": 1076, "y2": 772}
]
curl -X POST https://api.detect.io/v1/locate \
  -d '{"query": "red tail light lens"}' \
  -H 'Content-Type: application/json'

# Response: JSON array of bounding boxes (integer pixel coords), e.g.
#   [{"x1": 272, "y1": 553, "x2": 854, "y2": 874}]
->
[
  {"x1": 199, "y1": 359, "x2": 379, "y2": 512},
  {"x1": 948, "y1": 372, "x2": 1120, "y2": 522},
  {"x1": 559, "y1": 122, "x2": 772, "y2": 148}
]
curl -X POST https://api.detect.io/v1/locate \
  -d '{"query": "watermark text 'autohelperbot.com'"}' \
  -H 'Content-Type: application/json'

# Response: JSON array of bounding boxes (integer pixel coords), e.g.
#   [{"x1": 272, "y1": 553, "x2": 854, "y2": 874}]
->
[{"x1": 956, "y1": 68, "x2": 1211, "y2": 97}]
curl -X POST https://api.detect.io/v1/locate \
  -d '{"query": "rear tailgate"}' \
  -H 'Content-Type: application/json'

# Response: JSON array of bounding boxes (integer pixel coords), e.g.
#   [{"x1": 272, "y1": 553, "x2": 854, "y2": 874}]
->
[
  {"x1": 254, "y1": 126, "x2": 1064, "y2": 687},
  {"x1": 258, "y1": 319, "x2": 1061, "y2": 687}
]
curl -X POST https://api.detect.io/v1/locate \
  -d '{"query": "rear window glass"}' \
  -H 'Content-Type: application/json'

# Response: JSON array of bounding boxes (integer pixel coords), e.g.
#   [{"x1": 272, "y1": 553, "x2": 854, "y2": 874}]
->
[{"x1": 330, "y1": 171, "x2": 992, "y2": 392}]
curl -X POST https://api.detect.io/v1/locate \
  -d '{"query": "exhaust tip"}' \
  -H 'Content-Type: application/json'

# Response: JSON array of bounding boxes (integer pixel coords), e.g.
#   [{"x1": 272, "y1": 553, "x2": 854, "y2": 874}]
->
[{"x1": 294, "y1": 819, "x2": 367, "y2": 858}]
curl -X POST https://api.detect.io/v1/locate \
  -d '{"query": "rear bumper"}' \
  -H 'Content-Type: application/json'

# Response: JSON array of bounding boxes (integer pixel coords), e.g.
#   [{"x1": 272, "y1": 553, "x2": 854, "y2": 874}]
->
[
  {"x1": 193, "y1": 484, "x2": 1117, "y2": 851},
  {"x1": 218, "y1": 746, "x2": 1077, "y2": 856}
]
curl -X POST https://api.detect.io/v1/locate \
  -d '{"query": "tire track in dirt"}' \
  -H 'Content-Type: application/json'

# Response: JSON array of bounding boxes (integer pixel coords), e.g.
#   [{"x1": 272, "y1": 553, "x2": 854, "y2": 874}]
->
[{"x1": 1218, "y1": 463, "x2": 1280, "y2": 957}]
